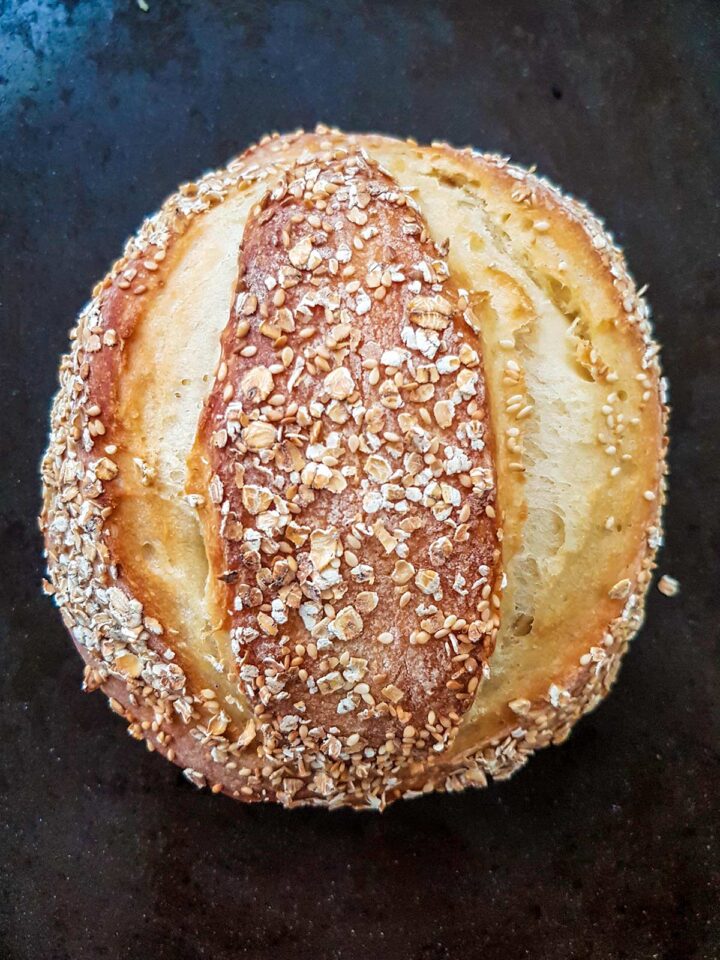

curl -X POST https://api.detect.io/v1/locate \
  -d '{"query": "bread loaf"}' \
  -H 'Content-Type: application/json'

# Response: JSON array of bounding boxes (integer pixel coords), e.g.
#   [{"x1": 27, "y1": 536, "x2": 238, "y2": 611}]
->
[{"x1": 41, "y1": 127, "x2": 667, "y2": 809}]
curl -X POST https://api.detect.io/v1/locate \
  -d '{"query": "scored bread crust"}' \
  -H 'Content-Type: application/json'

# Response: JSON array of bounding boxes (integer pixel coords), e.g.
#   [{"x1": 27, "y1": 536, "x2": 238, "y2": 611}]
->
[
  {"x1": 41, "y1": 126, "x2": 667, "y2": 809},
  {"x1": 190, "y1": 145, "x2": 502, "y2": 796}
]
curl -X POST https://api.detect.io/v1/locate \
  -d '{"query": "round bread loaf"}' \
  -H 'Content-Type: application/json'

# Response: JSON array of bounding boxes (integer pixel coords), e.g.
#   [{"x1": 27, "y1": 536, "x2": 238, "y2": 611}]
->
[{"x1": 41, "y1": 126, "x2": 667, "y2": 809}]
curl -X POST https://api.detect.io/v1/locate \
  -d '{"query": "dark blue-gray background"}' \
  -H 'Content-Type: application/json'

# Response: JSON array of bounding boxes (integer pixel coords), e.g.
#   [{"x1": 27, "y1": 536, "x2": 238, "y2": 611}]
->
[{"x1": 1, "y1": 2, "x2": 718, "y2": 958}]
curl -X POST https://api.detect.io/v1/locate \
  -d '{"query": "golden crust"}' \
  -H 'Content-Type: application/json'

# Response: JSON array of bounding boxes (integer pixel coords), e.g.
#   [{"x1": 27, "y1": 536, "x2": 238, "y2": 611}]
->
[
  {"x1": 41, "y1": 126, "x2": 667, "y2": 809},
  {"x1": 190, "y1": 145, "x2": 501, "y2": 801}
]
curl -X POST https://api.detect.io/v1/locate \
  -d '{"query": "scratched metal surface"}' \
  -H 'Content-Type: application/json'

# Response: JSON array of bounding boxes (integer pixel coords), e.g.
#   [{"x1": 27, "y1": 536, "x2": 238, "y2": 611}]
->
[{"x1": 1, "y1": 2, "x2": 718, "y2": 958}]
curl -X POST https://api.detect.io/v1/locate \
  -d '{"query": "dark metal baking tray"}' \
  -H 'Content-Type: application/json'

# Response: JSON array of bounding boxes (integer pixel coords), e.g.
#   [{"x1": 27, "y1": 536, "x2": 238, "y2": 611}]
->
[{"x1": 1, "y1": 2, "x2": 718, "y2": 957}]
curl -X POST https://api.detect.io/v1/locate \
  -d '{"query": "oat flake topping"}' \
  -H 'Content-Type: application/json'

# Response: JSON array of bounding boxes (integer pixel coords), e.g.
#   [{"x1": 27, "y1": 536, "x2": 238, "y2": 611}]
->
[
  {"x1": 196, "y1": 146, "x2": 501, "y2": 804},
  {"x1": 40, "y1": 126, "x2": 666, "y2": 810}
]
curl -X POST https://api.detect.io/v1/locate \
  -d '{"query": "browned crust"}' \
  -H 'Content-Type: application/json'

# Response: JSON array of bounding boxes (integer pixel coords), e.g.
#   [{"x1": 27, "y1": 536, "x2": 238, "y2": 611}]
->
[
  {"x1": 188, "y1": 145, "x2": 501, "y2": 803},
  {"x1": 41, "y1": 126, "x2": 667, "y2": 810}
]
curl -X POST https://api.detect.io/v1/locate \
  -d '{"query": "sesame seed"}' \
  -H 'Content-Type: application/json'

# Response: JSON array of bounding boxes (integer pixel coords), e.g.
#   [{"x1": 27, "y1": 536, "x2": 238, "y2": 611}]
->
[{"x1": 657, "y1": 575, "x2": 679, "y2": 597}]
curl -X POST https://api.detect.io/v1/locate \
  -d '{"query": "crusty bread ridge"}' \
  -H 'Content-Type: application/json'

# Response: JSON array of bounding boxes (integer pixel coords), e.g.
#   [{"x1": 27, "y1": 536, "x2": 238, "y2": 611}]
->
[{"x1": 41, "y1": 126, "x2": 667, "y2": 809}]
